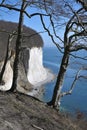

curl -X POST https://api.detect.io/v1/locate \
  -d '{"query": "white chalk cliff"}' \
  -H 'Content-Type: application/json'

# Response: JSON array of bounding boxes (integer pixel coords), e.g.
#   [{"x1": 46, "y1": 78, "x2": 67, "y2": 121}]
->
[
  {"x1": 27, "y1": 47, "x2": 54, "y2": 86},
  {"x1": 0, "y1": 47, "x2": 54, "y2": 94}
]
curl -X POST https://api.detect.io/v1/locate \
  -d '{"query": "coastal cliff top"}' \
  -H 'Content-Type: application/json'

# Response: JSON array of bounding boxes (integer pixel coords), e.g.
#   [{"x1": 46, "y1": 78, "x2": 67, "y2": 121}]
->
[
  {"x1": 0, "y1": 92, "x2": 86, "y2": 130},
  {"x1": 0, "y1": 20, "x2": 43, "y2": 61}
]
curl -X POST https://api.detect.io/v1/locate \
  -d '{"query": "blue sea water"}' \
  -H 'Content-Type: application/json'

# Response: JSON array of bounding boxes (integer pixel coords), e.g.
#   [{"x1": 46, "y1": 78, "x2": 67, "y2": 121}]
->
[{"x1": 42, "y1": 47, "x2": 87, "y2": 115}]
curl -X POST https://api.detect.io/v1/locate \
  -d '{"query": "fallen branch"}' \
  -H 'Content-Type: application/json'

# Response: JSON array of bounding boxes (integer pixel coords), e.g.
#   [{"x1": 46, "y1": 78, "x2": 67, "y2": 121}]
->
[{"x1": 32, "y1": 124, "x2": 44, "y2": 130}]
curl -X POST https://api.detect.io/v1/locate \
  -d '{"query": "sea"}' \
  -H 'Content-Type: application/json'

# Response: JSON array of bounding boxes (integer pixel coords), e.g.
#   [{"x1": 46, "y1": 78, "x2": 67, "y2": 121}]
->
[{"x1": 41, "y1": 47, "x2": 87, "y2": 116}]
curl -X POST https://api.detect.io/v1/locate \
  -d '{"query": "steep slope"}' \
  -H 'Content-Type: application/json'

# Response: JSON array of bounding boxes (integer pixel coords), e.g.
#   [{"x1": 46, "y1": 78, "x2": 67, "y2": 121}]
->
[{"x1": 0, "y1": 92, "x2": 85, "y2": 130}]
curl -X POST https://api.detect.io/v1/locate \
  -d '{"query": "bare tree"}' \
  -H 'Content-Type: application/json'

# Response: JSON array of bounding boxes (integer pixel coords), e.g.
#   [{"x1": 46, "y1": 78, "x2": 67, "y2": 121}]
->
[
  {"x1": 27, "y1": 0, "x2": 87, "y2": 109},
  {"x1": 19, "y1": 0, "x2": 87, "y2": 109},
  {"x1": 46, "y1": 2, "x2": 87, "y2": 108},
  {"x1": 9, "y1": 0, "x2": 25, "y2": 92}
]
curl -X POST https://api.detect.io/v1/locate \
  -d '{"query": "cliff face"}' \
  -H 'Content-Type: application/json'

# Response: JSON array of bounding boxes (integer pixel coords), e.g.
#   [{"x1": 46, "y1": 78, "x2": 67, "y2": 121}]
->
[
  {"x1": 27, "y1": 47, "x2": 47, "y2": 85},
  {"x1": 19, "y1": 46, "x2": 54, "y2": 86},
  {"x1": 0, "y1": 20, "x2": 54, "y2": 94}
]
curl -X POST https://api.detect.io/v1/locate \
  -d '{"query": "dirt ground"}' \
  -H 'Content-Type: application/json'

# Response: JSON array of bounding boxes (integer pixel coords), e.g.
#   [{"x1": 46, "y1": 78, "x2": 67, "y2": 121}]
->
[{"x1": 0, "y1": 91, "x2": 86, "y2": 130}]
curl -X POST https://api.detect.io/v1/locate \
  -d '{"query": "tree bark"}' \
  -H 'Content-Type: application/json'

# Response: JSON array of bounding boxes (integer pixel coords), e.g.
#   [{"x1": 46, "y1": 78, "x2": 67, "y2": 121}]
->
[
  {"x1": 47, "y1": 46, "x2": 70, "y2": 109},
  {"x1": 9, "y1": 1, "x2": 25, "y2": 92},
  {"x1": 0, "y1": 35, "x2": 10, "y2": 83},
  {"x1": 0, "y1": 32, "x2": 16, "y2": 84}
]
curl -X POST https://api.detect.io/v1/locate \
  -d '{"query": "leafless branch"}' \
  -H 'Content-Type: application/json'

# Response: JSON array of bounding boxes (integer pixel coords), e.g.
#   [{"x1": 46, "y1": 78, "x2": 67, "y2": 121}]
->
[
  {"x1": 60, "y1": 67, "x2": 87, "y2": 97},
  {"x1": 0, "y1": 3, "x2": 31, "y2": 18},
  {"x1": 27, "y1": 11, "x2": 64, "y2": 52},
  {"x1": 49, "y1": 15, "x2": 64, "y2": 43},
  {"x1": 0, "y1": 4, "x2": 21, "y2": 11},
  {"x1": 70, "y1": 44, "x2": 87, "y2": 52},
  {"x1": 70, "y1": 53, "x2": 87, "y2": 60},
  {"x1": 64, "y1": 7, "x2": 83, "y2": 47},
  {"x1": 66, "y1": 1, "x2": 87, "y2": 31},
  {"x1": 0, "y1": 0, "x2": 5, "y2": 4},
  {"x1": 40, "y1": 14, "x2": 63, "y2": 52}
]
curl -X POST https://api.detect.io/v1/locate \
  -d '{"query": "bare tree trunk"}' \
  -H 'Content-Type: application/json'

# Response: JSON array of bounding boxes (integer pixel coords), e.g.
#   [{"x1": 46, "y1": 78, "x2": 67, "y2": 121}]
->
[
  {"x1": 0, "y1": 32, "x2": 16, "y2": 84},
  {"x1": 47, "y1": 46, "x2": 70, "y2": 109},
  {"x1": 0, "y1": 36, "x2": 10, "y2": 83},
  {"x1": 0, "y1": 34, "x2": 13, "y2": 83},
  {"x1": 9, "y1": 1, "x2": 25, "y2": 92}
]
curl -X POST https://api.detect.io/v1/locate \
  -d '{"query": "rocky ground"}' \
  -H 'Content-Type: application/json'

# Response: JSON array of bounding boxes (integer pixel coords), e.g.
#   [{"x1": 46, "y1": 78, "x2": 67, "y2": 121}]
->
[{"x1": 0, "y1": 91, "x2": 87, "y2": 130}]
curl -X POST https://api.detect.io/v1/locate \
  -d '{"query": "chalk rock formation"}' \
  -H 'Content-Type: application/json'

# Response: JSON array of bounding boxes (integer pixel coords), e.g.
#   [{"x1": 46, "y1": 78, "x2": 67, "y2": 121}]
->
[{"x1": 0, "y1": 60, "x2": 13, "y2": 91}]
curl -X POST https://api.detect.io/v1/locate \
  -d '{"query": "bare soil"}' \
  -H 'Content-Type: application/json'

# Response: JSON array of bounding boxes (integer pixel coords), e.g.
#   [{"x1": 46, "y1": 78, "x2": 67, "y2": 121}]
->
[{"x1": 0, "y1": 91, "x2": 86, "y2": 130}]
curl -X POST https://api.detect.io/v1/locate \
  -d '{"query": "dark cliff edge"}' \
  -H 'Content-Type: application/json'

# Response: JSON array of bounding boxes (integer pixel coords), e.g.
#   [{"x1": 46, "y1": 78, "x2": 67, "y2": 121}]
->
[{"x1": 0, "y1": 20, "x2": 43, "y2": 61}]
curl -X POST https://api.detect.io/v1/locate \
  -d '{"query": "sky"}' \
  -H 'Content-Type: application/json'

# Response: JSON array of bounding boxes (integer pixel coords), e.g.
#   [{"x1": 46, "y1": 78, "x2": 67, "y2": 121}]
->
[
  {"x1": 0, "y1": 1, "x2": 55, "y2": 48},
  {"x1": 0, "y1": 0, "x2": 82, "y2": 48}
]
